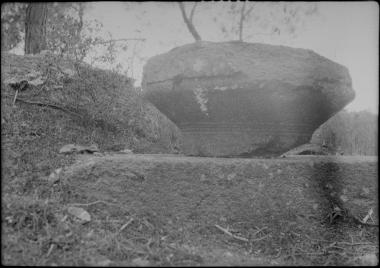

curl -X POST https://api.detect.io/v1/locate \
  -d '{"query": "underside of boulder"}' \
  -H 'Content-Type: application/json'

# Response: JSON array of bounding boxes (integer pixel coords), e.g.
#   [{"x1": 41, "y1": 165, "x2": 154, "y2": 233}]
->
[{"x1": 142, "y1": 41, "x2": 355, "y2": 157}]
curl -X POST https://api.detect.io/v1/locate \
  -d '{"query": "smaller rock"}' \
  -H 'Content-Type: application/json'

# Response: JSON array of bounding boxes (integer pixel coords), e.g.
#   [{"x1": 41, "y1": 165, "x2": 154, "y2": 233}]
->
[
  {"x1": 132, "y1": 257, "x2": 150, "y2": 266},
  {"x1": 48, "y1": 168, "x2": 62, "y2": 183},
  {"x1": 340, "y1": 195, "x2": 348, "y2": 202},
  {"x1": 59, "y1": 144, "x2": 77, "y2": 154},
  {"x1": 84, "y1": 255, "x2": 112, "y2": 266},
  {"x1": 59, "y1": 144, "x2": 99, "y2": 154},
  {"x1": 67, "y1": 207, "x2": 91, "y2": 223},
  {"x1": 356, "y1": 253, "x2": 378, "y2": 266},
  {"x1": 227, "y1": 173, "x2": 236, "y2": 181},
  {"x1": 97, "y1": 258, "x2": 112, "y2": 267},
  {"x1": 120, "y1": 148, "x2": 133, "y2": 154},
  {"x1": 362, "y1": 187, "x2": 370, "y2": 195},
  {"x1": 224, "y1": 251, "x2": 233, "y2": 258}
]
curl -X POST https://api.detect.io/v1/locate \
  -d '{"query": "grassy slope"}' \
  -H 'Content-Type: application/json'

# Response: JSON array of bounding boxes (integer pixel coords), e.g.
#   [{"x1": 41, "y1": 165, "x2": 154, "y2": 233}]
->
[{"x1": 1, "y1": 53, "x2": 182, "y2": 265}]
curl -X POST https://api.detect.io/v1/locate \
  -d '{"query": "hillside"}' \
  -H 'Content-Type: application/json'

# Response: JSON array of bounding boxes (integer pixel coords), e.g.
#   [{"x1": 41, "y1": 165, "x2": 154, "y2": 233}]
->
[{"x1": 1, "y1": 51, "x2": 182, "y2": 197}]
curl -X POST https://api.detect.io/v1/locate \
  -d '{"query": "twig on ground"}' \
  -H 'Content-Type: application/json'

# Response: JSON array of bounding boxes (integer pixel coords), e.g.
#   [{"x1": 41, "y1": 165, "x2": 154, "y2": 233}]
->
[
  {"x1": 353, "y1": 215, "x2": 378, "y2": 227},
  {"x1": 305, "y1": 234, "x2": 376, "y2": 246},
  {"x1": 214, "y1": 224, "x2": 249, "y2": 242},
  {"x1": 294, "y1": 251, "x2": 326, "y2": 256},
  {"x1": 336, "y1": 241, "x2": 377, "y2": 246},
  {"x1": 251, "y1": 226, "x2": 267, "y2": 236},
  {"x1": 274, "y1": 247, "x2": 282, "y2": 258},
  {"x1": 325, "y1": 244, "x2": 345, "y2": 251},
  {"x1": 67, "y1": 200, "x2": 116, "y2": 207},
  {"x1": 15, "y1": 98, "x2": 83, "y2": 118},
  {"x1": 12, "y1": 89, "x2": 19, "y2": 106},
  {"x1": 251, "y1": 234, "x2": 269, "y2": 242},
  {"x1": 46, "y1": 244, "x2": 55, "y2": 257},
  {"x1": 119, "y1": 218, "x2": 134, "y2": 232},
  {"x1": 323, "y1": 254, "x2": 333, "y2": 266}
]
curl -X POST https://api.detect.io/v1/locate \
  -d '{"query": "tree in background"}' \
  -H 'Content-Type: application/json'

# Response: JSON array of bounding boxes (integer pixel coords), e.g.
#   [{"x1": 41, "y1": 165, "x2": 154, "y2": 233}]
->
[
  {"x1": 24, "y1": 3, "x2": 48, "y2": 54},
  {"x1": 178, "y1": 2, "x2": 201, "y2": 41},
  {"x1": 177, "y1": 2, "x2": 318, "y2": 42},
  {"x1": 2, "y1": 2, "x2": 142, "y2": 77},
  {"x1": 219, "y1": 2, "x2": 319, "y2": 41}
]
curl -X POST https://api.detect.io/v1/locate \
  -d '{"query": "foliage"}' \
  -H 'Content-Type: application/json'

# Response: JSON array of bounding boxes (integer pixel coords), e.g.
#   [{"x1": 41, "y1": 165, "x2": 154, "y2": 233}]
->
[
  {"x1": 217, "y1": 2, "x2": 319, "y2": 41},
  {"x1": 1, "y1": 2, "x2": 27, "y2": 50},
  {"x1": 178, "y1": 2, "x2": 318, "y2": 42},
  {"x1": 311, "y1": 110, "x2": 378, "y2": 155},
  {"x1": 45, "y1": 3, "x2": 123, "y2": 68},
  {"x1": 2, "y1": 3, "x2": 137, "y2": 76}
]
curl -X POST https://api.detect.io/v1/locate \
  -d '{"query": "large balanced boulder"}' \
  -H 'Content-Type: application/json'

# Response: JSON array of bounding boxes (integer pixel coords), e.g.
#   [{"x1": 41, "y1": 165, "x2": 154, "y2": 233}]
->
[{"x1": 142, "y1": 41, "x2": 355, "y2": 157}]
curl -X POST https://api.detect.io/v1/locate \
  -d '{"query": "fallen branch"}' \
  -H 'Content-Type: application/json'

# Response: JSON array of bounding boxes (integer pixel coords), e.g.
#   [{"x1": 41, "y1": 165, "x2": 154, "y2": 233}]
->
[
  {"x1": 252, "y1": 226, "x2": 267, "y2": 236},
  {"x1": 352, "y1": 215, "x2": 378, "y2": 227},
  {"x1": 67, "y1": 200, "x2": 116, "y2": 207},
  {"x1": 215, "y1": 224, "x2": 249, "y2": 242},
  {"x1": 119, "y1": 218, "x2": 134, "y2": 232},
  {"x1": 12, "y1": 90, "x2": 19, "y2": 107},
  {"x1": 305, "y1": 235, "x2": 377, "y2": 246},
  {"x1": 15, "y1": 98, "x2": 83, "y2": 118},
  {"x1": 93, "y1": 38, "x2": 146, "y2": 45},
  {"x1": 251, "y1": 234, "x2": 269, "y2": 242},
  {"x1": 46, "y1": 244, "x2": 55, "y2": 257}
]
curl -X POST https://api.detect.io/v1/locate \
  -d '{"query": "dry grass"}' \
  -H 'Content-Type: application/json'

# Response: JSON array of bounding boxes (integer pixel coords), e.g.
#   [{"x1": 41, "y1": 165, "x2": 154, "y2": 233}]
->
[{"x1": 1, "y1": 53, "x2": 378, "y2": 266}]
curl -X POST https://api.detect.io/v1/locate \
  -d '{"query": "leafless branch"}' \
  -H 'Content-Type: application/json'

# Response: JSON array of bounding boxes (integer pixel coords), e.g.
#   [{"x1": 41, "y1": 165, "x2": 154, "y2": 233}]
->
[
  {"x1": 189, "y1": 2, "x2": 198, "y2": 23},
  {"x1": 119, "y1": 218, "x2": 134, "y2": 232},
  {"x1": 178, "y1": 2, "x2": 202, "y2": 41},
  {"x1": 16, "y1": 98, "x2": 83, "y2": 118},
  {"x1": 244, "y1": 3, "x2": 256, "y2": 18},
  {"x1": 93, "y1": 38, "x2": 146, "y2": 45},
  {"x1": 215, "y1": 224, "x2": 249, "y2": 242}
]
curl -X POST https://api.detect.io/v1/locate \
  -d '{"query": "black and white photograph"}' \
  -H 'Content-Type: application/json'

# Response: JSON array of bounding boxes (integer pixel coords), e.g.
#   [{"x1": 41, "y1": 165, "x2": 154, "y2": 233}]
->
[{"x1": 1, "y1": 1, "x2": 378, "y2": 266}]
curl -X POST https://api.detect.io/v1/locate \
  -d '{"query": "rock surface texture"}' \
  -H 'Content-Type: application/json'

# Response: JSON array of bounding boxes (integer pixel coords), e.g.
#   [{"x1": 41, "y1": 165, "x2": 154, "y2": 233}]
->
[{"x1": 142, "y1": 41, "x2": 355, "y2": 157}]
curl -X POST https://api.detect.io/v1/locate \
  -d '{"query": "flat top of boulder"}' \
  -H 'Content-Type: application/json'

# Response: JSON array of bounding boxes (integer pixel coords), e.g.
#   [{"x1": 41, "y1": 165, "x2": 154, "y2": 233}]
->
[{"x1": 142, "y1": 41, "x2": 352, "y2": 89}]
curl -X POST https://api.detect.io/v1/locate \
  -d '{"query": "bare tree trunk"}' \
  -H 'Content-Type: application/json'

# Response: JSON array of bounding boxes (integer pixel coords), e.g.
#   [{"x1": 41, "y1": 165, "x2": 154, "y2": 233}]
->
[
  {"x1": 25, "y1": 3, "x2": 48, "y2": 54},
  {"x1": 178, "y1": 2, "x2": 202, "y2": 42},
  {"x1": 238, "y1": 1, "x2": 246, "y2": 41},
  {"x1": 78, "y1": 3, "x2": 84, "y2": 34}
]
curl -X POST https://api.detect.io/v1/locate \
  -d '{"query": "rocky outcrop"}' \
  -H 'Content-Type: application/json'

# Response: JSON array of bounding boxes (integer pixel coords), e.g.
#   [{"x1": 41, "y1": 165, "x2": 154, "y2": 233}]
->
[{"x1": 142, "y1": 41, "x2": 355, "y2": 157}]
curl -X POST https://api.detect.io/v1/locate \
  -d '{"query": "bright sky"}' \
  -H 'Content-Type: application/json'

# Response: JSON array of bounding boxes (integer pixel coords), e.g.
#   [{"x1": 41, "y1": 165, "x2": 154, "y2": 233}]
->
[{"x1": 11, "y1": 2, "x2": 378, "y2": 114}]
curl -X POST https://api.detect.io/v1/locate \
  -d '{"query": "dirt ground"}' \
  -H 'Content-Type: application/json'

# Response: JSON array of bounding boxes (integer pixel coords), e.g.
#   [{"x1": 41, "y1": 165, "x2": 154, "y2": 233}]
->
[{"x1": 3, "y1": 153, "x2": 377, "y2": 266}]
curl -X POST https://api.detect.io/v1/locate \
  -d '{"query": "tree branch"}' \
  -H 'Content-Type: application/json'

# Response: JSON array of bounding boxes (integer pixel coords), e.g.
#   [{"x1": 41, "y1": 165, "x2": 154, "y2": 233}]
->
[
  {"x1": 244, "y1": 3, "x2": 255, "y2": 18},
  {"x1": 238, "y1": 1, "x2": 246, "y2": 41},
  {"x1": 178, "y1": 2, "x2": 202, "y2": 42},
  {"x1": 189, "y1": 2, "x2": 198, "y2": 23},
  {"x1": 93, "y1": 38, "x2": 146, "y2": 45},
  {"x1": 16, "y1": 98, "x2": 83, "y2": 118}
]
